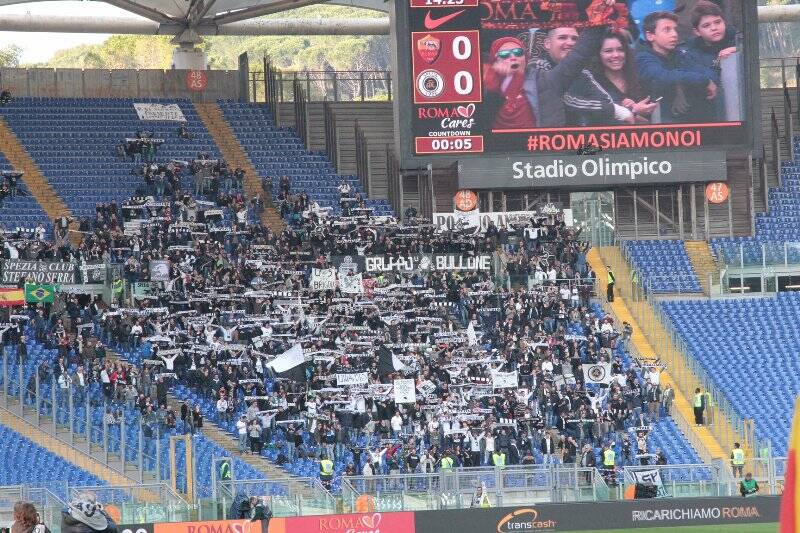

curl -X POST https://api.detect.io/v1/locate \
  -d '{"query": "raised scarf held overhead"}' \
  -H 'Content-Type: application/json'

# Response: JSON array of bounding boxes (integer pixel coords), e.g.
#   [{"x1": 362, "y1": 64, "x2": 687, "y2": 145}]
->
[{"x1": 481, "y1": 0, "x2": 629, "y2": 31}]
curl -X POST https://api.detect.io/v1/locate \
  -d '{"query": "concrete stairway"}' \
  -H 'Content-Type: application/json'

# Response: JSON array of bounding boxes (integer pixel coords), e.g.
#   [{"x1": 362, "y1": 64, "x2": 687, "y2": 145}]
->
[
  {"x1": 161, "y1": 395, "x2": 316, "y2": 499},
  {"x1": 684, "y1": 241, "x2": 720, "y2": 295},
  {"x1": 192, "y1": 103, "x2": 285, "y2": 233},
  {"x1": 100, "y1": 347, "x2": 316, "y2": 500},
  {"x1": 0, "y1": 119, "x2": 81, "y2": 245},
  {"x1": 592, "y1": 246, "x2": 747, "y2": 462}
]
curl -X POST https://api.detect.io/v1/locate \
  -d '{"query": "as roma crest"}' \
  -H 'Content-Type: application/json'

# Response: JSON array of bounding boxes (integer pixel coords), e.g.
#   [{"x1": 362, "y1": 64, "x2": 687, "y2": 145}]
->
[{"x1": 417, "y1": 34, "x2": 441, "y2": 64}]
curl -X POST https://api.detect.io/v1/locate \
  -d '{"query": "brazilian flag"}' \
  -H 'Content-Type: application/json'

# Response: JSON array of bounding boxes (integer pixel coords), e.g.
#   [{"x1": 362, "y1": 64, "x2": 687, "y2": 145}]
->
[
  {"x1": 24, "y1": 283, "x2": 59, "y2": 303},
  {"x1": 113, "y1": 279, "x2": 124, "y2": 294}
]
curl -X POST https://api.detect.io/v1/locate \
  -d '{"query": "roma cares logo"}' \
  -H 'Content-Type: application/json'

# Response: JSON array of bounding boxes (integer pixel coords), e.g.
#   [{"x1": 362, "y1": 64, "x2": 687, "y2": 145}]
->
[
  {"x1": 496, "y1": 508, "x2": 557, "y2": 533},
  {"x1": 285, "y1": 510, "x2": 414, "y2": 533},
  {"x1": 318, "y1": 512, "x2": 384, "y2": 532}
]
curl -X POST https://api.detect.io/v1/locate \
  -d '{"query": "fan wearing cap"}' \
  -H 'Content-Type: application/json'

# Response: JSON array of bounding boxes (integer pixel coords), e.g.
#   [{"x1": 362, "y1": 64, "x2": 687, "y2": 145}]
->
[
  {"x1": 61, "y1": 494, "x2": 117, "y2": 533},
  {"x1": 483, "y1": 37, "x2": 537, "y2": 130}
]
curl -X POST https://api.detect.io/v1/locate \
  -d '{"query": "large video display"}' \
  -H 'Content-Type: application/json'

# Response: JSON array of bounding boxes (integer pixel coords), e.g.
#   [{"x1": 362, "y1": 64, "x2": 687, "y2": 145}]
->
[{"x1": 395, "y1": 0, "x2": 757, "y2": 166}]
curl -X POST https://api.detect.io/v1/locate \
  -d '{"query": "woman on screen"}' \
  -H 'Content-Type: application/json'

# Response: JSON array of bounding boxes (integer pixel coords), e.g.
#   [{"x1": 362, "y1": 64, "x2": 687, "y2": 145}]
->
[{"x1": 564, "y1": 32, "x2": 658, "y2": 126}]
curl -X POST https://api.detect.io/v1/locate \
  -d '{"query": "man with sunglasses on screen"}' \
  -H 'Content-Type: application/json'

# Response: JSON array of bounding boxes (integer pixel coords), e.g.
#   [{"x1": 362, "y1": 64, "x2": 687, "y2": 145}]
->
[
  {"x1": 484, "y1": 37, "x2": 537, "y2": 130},
  {"x1": 521, "y1": 1, "x2": 620, "y2": 128}
]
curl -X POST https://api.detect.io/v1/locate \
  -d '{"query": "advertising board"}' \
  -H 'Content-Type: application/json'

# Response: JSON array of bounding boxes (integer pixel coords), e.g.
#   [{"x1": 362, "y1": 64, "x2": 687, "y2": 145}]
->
[{"x1": 119, "y1": 496, "x2": 779, "y2": 533}]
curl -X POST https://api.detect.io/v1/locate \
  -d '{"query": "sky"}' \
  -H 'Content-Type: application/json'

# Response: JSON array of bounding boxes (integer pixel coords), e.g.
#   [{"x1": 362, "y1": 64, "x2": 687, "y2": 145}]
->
[{"x1": 0, "y1": 1, "x2": 145, "y2": 64}]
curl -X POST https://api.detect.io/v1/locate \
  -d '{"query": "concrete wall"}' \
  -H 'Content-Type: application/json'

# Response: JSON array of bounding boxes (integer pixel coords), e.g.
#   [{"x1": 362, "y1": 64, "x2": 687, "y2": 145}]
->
[{"x1": 0, "y1": 68, "x2": 240, "y2": 101}]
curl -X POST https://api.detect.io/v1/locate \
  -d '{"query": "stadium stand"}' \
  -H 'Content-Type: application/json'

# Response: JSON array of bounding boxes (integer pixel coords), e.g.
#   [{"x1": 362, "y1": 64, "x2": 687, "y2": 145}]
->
[
  {"x1": 218, "y1": 101, "x2": 392, "y2": 216},
  {"x1": 0, "y1": 421, "x2": 103, "y2": 494},
  {"x1": 0, "y1": 92, "x2": 711, "y2": 502},
  {"x1": 712, "y1": 158, "x2": 800, "y2": 265},
  {"x1": 0, "y1": 97, "x2": 220, "y2": 220},
  {"x1": 661, "y1": 293, "x2": 800, "y2": 455},
  {"x1": 620, "y1": 240, "x2": 702, "y2": 293}
]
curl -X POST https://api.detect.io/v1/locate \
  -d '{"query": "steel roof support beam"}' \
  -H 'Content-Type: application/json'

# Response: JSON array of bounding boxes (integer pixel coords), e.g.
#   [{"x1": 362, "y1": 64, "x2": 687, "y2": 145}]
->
[{"x1": 0, "y1": 13, "x2": 390, "y2": 34}]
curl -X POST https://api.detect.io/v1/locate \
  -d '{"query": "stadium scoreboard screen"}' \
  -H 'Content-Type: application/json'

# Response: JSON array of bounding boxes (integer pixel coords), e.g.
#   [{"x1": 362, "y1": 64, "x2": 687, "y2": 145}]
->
[{"x1": 393, "y1": 0, "x2": 759, "y2": 187}]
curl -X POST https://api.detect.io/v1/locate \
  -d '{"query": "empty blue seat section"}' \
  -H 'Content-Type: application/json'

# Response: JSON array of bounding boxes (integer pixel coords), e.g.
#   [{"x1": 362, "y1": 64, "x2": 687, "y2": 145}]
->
[
  {"x1": 662, "y1": 293, "x2": 800, "y2": 455},
  {"x1": 713, "y1": 152, "x2": 800, "y2": 261},
  {"x1": 0, "y1": 420, "x2": 104, "y2": 498},
  {"x1": 218, "y1": 101, "x2": 393, "y2": 217},
  {"x1": 621, "y1": 240, "x2": 702, "y2": 293},
  {"x1": 0, "y1": 97, "x2": 226, "y2": 221},
  {"x1": 0, "y1": 151, "x2": 53, "y2": 232}
]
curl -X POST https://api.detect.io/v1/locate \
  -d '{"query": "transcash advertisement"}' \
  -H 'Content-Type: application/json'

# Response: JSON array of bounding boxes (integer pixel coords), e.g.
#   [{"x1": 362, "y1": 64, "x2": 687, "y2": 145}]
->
[{"x1": 395, "y1": 0, "x2": 757, "y2": 171}]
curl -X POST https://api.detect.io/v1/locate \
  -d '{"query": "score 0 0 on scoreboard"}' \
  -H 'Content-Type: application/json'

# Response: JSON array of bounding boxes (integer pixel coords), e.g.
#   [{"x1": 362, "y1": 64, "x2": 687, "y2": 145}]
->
[{"x1": 406, "y1": 0, "x2": 483, "y2": 155}]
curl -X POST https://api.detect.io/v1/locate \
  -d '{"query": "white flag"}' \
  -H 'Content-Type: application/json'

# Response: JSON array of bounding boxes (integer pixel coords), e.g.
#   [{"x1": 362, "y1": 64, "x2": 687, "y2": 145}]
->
[
  {"x1": 627, "y1": 468, "x2": 664, "y2": 487},
  {"x1": 491, "y1": 371, "x2": 518, "y2": 389},
  {"x1": 582, "y1": 363, "x2": 613, "y2": 385},
  {"x1": 311, "y1": 268, "x2": 337, "y2": 290},
  {"x1": 394, "y1": 378, "x2": 416, "y2": 403},
  {"x1": 339, "y1": 272, "x2": 364, "y2": 294},
  {"x1": 266, "y1": 344, "x2": 305, "y2": 373},
  {"x1": 466, "y1": 321, "x2": 478, "y2": 346}
]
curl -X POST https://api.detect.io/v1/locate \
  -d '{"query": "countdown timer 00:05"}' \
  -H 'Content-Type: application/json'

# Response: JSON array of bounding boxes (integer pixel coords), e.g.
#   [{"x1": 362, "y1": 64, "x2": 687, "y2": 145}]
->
[{"x1": 415, "y1": 135, "x2": 484, "y2": 154}]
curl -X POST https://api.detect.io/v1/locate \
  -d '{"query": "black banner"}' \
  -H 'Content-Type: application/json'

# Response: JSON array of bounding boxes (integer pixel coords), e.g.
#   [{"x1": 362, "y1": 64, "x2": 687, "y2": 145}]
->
[
  {"x1": 332, "y1": 254, "x2": 492, "y2": 274},
  {"x1": 80, "y1": 262, "x2": 107, "y2": 284},
  {"x1": 414, "y1": 496, "x2": 780, "y2": 532},
  {"x1": 1, "y1": 260, "x2": 77, "y2": 284}
]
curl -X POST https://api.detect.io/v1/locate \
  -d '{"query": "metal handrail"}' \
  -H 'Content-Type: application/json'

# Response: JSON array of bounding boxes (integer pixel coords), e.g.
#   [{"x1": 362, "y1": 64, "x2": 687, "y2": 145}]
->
[
  {"x1": 613, "y1": 241, "x2": 764, "y2": 461},
  {"x1": 0, "y1": 389, "x2": 131, "y2": 483}
]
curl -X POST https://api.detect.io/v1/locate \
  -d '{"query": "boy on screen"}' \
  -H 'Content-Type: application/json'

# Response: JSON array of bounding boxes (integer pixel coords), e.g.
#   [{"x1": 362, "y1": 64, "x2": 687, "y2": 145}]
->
[
  {"x1": 681, "y1": 1, "x2": 737, "y2": 120},
  {"x1": 635, "y1": 10, "x2": 718, "y2": 123}
]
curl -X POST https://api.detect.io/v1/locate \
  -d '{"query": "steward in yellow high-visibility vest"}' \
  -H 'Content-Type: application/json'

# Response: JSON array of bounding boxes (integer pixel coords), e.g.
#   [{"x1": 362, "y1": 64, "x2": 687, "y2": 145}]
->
[
  {"x1": 319, "y1": 455, "x2": 334, "y2": 490},
  {"x1": 731, "y1": 442, "x2": 745, "y2": 478},
  {"x1": 693, "y1": 388, "x2": 705, "y2": 426},
  {"x1": 492, "y1": 451, "x2": 506, "y2": 468},
  {"x1": 606, "y1": 268, "x2": 616, "y2": 302},
  {"x1": 603, "y1": 447, "x2": 616, "y2": 469},
  {"x1": 440, "y1": 454, "x2": 454, "y2": 471}
]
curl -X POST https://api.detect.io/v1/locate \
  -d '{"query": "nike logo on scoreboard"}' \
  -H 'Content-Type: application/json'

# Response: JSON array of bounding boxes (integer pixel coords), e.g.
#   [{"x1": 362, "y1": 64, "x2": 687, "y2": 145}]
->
[{"x1": 424, "y1": 9, "x2": 466, "y2": 29}]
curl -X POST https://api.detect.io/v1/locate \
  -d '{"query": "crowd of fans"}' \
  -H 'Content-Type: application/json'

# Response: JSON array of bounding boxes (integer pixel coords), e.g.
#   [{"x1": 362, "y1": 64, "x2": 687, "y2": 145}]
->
[{"x1": 0, "y1": 158, "x2": 681, "y2": 492}]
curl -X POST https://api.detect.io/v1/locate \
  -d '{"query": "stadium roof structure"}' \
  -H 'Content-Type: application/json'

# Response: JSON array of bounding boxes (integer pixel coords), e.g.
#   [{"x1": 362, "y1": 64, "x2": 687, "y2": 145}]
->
[
  {"x1": 0, "y1": 1, "x2": 794, "y2": 39},
  {"x1": 0, "y1": 0, "x2": 390, "y2": 37}
]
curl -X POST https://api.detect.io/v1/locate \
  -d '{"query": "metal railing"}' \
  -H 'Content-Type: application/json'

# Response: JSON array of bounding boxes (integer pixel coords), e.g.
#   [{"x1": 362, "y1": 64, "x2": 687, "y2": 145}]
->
[
  {"x1": 216, "y1": 478, "x2": 336, "y2": 518},
  {"x1": 609, "y1": 244, "x2": 771, "y2": 464},
  {"x1": 0, "y1": 348, "x2": 176, "y2": 490},
  {"x1": 354, "y1": 119, "x2": 371, "y2": 196},
  {"x1": 249, "y1": 69, "x2": 392, "y2": 103},
  {"x1": 716, "y1": 241, "x2": 800, "y2": 268},
  {"x1": 761, "y1": 57, "x2": 800, "y2": 89},
  {"x1": 324, "y1": 101, "x2": 340, "y2": 173},
  {"x1": 69, "y1": 484, "x2": 191, "y2": 524},
  {"x1": 340, "y1": 464, "x2": 609, "y2": 512},
  {"x1": 0, "y1": 482, "x2": 191, "y2": 529},
  {"x1": 386, "y1": 144, "x2": 403, "y2": 216},
  {"x1": 293, "y1": 78, "x2": 309, "y2": 148}
]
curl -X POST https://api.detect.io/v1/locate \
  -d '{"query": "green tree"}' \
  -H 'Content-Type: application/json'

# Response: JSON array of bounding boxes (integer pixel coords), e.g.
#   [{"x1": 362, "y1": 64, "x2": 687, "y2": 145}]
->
[
  {"x1": 0, "y1": 45, "x2": 22, "y2": 67},
  {"x1": 40, "y1": 5, "x2": 389, "y2": 73}
]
